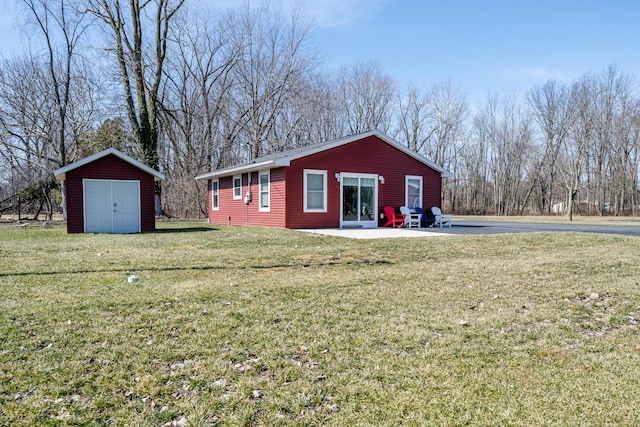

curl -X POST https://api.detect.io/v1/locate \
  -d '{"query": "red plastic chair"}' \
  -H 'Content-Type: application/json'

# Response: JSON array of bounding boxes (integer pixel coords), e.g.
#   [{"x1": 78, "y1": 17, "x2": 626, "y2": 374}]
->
[{"x1": 382, "y1": 206, "x2": 406, "y2": 228}]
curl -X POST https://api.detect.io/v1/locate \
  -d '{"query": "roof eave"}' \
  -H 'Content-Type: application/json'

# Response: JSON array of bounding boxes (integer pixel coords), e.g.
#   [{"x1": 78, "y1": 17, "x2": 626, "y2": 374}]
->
[
  {"x1": 53, "y1": 148, "x2": 165, "y2": 181},
  {"x1": 55, "y1": 171, "x2": 165, "y2": 182},
  {"x1": 195, "y1": 159, "x2": 290, "y2": 181}
]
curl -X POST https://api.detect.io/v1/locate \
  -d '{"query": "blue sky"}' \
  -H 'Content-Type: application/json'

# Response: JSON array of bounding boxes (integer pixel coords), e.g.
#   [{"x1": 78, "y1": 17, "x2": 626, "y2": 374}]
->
[
  {"x1": 300, "y1": 0, "x2": 640, "y2": 104},
  {"x1": 1, "y1": 0, "x2": 638, "y2": 106}
]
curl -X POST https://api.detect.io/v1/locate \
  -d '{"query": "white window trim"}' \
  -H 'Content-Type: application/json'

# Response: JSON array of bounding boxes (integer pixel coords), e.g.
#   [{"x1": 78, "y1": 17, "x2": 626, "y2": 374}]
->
[
  {"x1": 405, "y1": 175, "x2": 423, "y2": 208},
  {"x1": 339, "y1": 172, "x2": 378, "y2": 228},
  {"x1": 211, "y1": 179, "x2": 219, "y2": 211},
  {"x1": 259, "y1": 170, "x2": 270, "y2": 212},
  {"x1": 233, "y1": 175, "x2": 242, "y2": 200},
  {"x1": 303, "y1": 169, "x2": 327, "y2": 213}
]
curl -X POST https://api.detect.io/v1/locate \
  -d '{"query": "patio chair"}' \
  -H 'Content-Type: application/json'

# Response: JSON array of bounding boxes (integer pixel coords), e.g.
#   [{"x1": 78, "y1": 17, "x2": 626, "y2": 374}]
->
[
  {"x1": 399, "y1": 206, "x2": 420, "y2": 228},
  {"x1": 382, "y1": 206, "x2": 406, "y2": 228},
  {"x1": 431, "y1": 206, "x2": 452, "y2": 228},
  {"x1": 414, "y1": 207, "x2": 435, "y2": 228}
]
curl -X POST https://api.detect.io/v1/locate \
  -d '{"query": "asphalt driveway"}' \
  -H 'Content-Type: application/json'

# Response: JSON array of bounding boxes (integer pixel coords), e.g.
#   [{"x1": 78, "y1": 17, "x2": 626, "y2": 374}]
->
[{"x1": 427, "y1": 218, "x2": 640, "y2": 237}]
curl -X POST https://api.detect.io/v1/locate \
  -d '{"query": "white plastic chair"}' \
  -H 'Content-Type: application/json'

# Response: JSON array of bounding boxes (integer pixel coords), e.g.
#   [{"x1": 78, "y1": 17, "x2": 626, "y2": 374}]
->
[
  {"x1": 400, "y1": 206, "x2": 420, "y2": 228},
  {"x1": 431, "y1": 206, "x2": 452, "y2": 228}
]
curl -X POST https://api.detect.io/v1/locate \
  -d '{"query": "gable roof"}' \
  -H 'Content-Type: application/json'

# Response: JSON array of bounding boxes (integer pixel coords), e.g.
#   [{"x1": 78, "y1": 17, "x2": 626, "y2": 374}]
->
[
  {"x1": 54, "y1": 148, "x2": 165, "y2": 181},
  {"x1": 195, "y1": 130, "x2": 453, "y2": 181}
]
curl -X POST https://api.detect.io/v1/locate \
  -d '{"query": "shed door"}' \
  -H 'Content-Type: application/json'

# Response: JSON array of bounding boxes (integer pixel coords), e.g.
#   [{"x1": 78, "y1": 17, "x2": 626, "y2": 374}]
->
[{"x1": 84, "y1": 180, "x2": 140, "y2": 233}]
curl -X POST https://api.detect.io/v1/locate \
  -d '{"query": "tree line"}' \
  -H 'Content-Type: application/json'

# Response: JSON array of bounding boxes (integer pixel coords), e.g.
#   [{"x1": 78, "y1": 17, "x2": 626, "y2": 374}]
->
[{"x1": 1, "y1": 0, "x2": 639, "y2": 220}]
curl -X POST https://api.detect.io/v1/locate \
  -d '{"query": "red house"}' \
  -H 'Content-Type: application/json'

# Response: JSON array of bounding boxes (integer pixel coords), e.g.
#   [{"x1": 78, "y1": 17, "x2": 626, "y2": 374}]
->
[
  {"x1": 54, "y1": 148, "x2": 165, "y2": 234},
  {"x1": 195, "y1": 131, "x2": 452, "y2": 229}
]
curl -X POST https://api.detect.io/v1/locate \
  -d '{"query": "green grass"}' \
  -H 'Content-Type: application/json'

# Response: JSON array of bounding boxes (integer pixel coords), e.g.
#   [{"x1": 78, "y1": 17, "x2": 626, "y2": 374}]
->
[{"x1": 1, "y1": 222, "x2": 640, "y2": 426}]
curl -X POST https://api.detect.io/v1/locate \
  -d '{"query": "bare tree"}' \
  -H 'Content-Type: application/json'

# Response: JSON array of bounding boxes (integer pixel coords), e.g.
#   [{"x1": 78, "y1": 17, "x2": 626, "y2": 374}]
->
[
  {"x1": 0, "y1": 58, "x2": 59, "y2": 217},
  {"x1": 557, "y1": 76, "x2": 590, "y2": 221},
  {"x1": 627, "y1": 109, "x2": 640, "y2": 214},
  {"x1": 22, "y1": 0, "x2": 89, "y2": 162},
  {"x1": 338, "y1": 61, "x2": 395, "y2": 134},
  {"x1": 528, "y1": 80, "x2": 572, "y2": 214},
  {"x1": 159, "y1": 8, "x2": 239, "y2": 217},
  {"x1": 474, "y1": 94, "x2": 532, "y2": 215},
  {"x1": 0, "y1": 58, "x2": 52, "y2": 181},
  {"x1": 460, "y1": 117, "x2": 491, "y2": 214},
  {"x1": 222, "y1": 3, "x2": 318, "y2": 161},
  {"x1": 587, "y1": 66, "x2": 638, "y2": 216},
  {"x1": 11, "y1": 0, "x2": 93, "y2": 218},
  {"x1": 397, "y1": 83, "x2": 431, "y2": 152},
  {"x1": 88, "y1": 0, "x2": 185, "y2": 214},
  {"x1": 286, "y1": 71, "x2": 346, "y2": 145},
  {"x1": 608, "y1": 74, "x2": 638, "y2": 215},
  {"x1": 425, "y1": 81, "x2": 467, "y2": 168}
]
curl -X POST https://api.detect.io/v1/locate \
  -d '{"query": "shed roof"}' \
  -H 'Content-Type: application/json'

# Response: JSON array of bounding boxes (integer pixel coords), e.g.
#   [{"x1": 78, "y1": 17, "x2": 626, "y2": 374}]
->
[
  {"x1": 195, "y1": 130, "x2": 453, "y2": 181},
  {"x1": 54, "y1": 148, "x2": 165, "y2": 181}
]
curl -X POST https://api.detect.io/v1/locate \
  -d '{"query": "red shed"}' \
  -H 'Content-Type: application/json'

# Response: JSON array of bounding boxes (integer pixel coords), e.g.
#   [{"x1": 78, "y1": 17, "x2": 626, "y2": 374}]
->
[
  {"x1": 54, "y1": 148, "x2": 165, "y2": 234},
  {"x1": 195, "y1": 131, "x2": 452, "y2": 229}
]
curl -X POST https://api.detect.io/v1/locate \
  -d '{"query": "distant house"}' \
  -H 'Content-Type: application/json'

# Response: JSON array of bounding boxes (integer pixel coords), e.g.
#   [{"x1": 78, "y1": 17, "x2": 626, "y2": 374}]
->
[
  {"x1": 195, "y1": 130, "x2": 452, "y2": 229},
  {"x1": 54, "y1": 148, "x2": 165, "y2": 234}
]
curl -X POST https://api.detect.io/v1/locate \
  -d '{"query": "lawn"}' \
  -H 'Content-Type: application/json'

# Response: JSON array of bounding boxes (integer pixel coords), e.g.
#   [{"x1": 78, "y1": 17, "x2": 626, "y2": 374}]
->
[
  {"x1": 1, "y1": 222, "x2": 639, "y2": 426},
  {"x1": 462, "y1": 214, "x2": 640, "y2": 226}
]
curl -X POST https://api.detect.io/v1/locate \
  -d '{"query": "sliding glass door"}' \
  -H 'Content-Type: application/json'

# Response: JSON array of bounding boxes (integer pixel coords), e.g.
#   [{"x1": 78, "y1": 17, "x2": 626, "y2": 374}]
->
[{"x1": 341, "y1": 173, "x2": 377, "y2": 228}]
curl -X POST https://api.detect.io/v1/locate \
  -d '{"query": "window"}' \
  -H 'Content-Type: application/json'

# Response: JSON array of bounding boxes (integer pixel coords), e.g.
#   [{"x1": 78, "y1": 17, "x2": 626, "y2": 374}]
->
[
  {"x1": 211, "y1": 179, "x2": 219, "y2": 210},
  {"x1": 233, "y1": 175, "x2": 242, "y2": 199},
  {"x1": 259, "y1": 170, "x2": 270, "y2": 211},
  {"x1": 405, "y1": 175, "x2": 423, "y2": 208},
  {"x1": 304, "y1": 169, "x2": 327, "y2": 212}
]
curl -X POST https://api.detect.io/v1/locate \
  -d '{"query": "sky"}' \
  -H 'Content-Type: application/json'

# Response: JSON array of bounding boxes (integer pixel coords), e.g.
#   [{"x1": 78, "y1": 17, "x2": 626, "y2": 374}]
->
[
  {"x1": 298, "y1": 0, "x2": 640, "y2": 105},
  {"x1": 1, "y1": 0, "x2": 639, "y2": 107}
]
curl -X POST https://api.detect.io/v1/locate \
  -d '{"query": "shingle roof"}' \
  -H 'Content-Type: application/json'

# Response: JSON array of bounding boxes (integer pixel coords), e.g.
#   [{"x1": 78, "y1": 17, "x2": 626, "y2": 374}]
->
[
  {"x1": 54, "y1": 148, "x2": 165, "y2": 181},
  {"x1": 195, "y1": 130, "x2": 452, "y2": 180}
]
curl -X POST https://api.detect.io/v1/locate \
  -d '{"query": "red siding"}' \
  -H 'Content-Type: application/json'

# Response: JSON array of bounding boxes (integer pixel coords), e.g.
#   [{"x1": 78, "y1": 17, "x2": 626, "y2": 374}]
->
[
  {"x1": 64, "y1": 154, "x2": 157, "y2": 233},
  {"x1": 285, "y1": 135, "x2": 442, "y2": 228},
  {"x1": 207, "y1": 135, "x2": 443, "y2": 229},
  {"x1": 208, "y1": 168, "x2": 286, "y2": 227}
]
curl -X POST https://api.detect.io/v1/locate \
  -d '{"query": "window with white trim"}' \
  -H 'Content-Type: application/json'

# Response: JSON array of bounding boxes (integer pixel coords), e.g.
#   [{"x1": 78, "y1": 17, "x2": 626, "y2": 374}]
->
[
  {"x1": 211, "y1": 179, "x2": 219, "y2": 210},
  {"x1": 304, "y1": 169, "x2": 327, "y2": 212},
  {"x1": 259, "y1": 170, "x2": 270, "y2": 211},
  {"x1": 233, "y1": 175, "x2": 242, "y2": 199},
  {"x1": 405, "y1": 175, "x2": 423, "y2": 208}
]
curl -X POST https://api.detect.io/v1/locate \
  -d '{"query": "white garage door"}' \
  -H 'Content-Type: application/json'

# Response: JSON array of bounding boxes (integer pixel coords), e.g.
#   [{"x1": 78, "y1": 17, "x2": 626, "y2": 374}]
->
[{"x1": 84, "y1": 179, "x2": 141, "y2": 233}]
